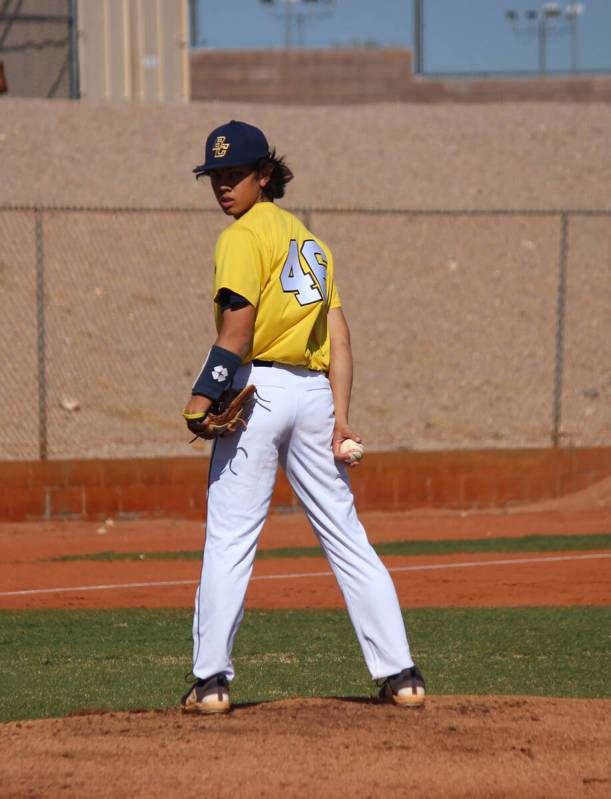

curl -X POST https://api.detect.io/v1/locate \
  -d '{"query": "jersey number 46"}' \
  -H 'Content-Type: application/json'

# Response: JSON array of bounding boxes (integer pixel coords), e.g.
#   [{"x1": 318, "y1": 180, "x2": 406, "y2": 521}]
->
[{"x1": 280, "y1": 239, "x2": 328, "y2": 306}]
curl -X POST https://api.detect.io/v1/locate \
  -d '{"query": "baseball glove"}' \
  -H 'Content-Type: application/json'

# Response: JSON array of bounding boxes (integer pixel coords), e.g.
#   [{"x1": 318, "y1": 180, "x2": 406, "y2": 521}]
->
[{"x1": 183, "y1": 384, "x2": 257, "y2": 441}]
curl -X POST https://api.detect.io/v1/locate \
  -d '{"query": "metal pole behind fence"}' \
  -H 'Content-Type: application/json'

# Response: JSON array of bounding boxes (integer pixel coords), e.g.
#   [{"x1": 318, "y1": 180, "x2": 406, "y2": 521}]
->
[
  {"x1": 68, "y1": 0, "x2": 80, "y2": 100},
  {"x1": 35, "y1": 210, "x2": 48, "y2": 460},
  {"x1": 552, "y1": 213, "x2": 569, "y2": 447},
  {"x1": 414, "y1": 0, "x2": 424, "y2": 74}
]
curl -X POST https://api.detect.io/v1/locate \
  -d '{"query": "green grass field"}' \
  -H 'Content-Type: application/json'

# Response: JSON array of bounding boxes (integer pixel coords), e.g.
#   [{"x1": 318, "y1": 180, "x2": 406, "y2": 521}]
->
[
  {"x1": 45, "y1": 532, "x2": 611, "y2": 563},
  {"x1": 0, "y1": 606, "x2": 609, "y2": 722}
]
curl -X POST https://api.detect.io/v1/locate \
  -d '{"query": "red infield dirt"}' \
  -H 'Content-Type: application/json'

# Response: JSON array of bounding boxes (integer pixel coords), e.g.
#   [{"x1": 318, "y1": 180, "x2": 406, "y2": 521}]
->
[
  {"x1": 1, "y1": 502, "x2": 610, "y2": 798},
  {"x1": 0, "y1": 507, "x2": 609, "y2": 610}
]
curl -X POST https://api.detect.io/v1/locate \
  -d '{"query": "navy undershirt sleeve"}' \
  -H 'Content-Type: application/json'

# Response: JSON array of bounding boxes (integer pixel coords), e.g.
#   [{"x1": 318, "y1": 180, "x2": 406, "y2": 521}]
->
[{"x1": 217, "y1": 288, "x2": 250, "y2": 312}]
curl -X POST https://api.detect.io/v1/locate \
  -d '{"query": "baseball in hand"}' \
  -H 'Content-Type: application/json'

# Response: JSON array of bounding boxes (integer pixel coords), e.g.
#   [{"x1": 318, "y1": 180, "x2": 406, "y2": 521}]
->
[{"x1": 340, "y1": 438, "x2": 365, "y2": 464}]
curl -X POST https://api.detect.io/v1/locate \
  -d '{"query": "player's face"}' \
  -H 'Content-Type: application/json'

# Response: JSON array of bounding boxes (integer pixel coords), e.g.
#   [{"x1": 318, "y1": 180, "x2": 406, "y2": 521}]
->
[{"x1": 208, "y1": 165, "x2": 270, "y2": 218}]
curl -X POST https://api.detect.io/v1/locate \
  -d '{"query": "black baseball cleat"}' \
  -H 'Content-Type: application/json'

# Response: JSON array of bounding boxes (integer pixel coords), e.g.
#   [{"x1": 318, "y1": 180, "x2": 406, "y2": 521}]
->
[
  {"x1": 379, "y1": 666, "x2": 426, "y2": 708},
  {"x1": 181, "y1": 673, "x2": 231, "y2": 714}
]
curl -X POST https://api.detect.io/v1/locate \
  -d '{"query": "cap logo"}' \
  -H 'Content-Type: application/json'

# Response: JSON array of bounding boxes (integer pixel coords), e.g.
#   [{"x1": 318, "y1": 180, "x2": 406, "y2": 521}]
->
[{"x1": 212, "y1": 136, "x2": 230, "y2": 159}]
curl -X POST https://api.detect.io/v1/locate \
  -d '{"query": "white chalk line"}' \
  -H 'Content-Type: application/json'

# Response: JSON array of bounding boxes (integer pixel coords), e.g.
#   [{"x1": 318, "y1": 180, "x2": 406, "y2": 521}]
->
[{"x1": 0, "y1": 552, "x2": 610, "y2": 598}]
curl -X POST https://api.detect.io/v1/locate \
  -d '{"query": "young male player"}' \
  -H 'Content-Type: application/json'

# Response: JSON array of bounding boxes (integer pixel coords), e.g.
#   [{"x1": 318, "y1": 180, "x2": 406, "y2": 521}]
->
[{"x1": 181, "y1": 120, "x2": 425, "y2": 714}]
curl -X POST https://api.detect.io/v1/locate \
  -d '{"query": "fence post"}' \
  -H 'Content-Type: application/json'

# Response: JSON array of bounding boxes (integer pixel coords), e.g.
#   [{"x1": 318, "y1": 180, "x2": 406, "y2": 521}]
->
[
  {"x1": 552, "y1": 213, "x2": 569, "y2": 447},
  {"x1": 35, "y1": 209, "x2": 48, "y2": 460}
]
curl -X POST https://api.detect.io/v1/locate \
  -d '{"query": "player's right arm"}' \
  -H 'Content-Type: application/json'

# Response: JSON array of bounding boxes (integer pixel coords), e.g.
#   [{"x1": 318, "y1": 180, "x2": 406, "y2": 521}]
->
[
  {"x1": 215, "y1": 302, "x2": 255, "y2": 359},
  {"x1": 328, "y1": 307, "x2": 362, "y2": 466},
  {"x1": 183, "y1": 303, "x2": 255, "y2": 418},
  {"x1": 184, "y1": 224, "x2": 261, "y2": 419}
]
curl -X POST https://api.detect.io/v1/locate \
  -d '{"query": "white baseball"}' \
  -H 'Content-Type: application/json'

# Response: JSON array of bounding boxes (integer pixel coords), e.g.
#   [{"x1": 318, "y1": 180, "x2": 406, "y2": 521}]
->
[{"x1": 339, "y1": 438, "x2": 364, "y2": 463}]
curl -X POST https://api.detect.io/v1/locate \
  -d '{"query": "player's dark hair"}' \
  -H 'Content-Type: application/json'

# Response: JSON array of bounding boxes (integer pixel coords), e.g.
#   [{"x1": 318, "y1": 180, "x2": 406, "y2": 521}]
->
[
  {"x1": 256, "y1": 149, "x2": 294, "y2": 199},
  {"x1": 195, "y1": 148, "x2": 293, "y2": 199}
]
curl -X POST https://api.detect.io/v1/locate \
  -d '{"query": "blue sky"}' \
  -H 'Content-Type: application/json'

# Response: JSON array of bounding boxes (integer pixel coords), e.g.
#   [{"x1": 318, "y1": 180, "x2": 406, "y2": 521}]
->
[{"x1": 191, "y1": 0, "x2": 611, "y2": 75}]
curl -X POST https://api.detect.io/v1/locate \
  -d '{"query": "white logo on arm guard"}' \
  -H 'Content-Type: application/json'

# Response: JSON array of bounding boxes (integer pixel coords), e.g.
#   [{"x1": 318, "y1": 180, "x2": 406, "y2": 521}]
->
[{"x1": 212, "y1": 365, "x2": 229, "y2": 382}]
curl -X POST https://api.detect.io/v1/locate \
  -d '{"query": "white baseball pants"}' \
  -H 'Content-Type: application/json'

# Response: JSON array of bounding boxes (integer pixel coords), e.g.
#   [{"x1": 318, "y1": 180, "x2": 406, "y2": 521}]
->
[{"x1": 191, "y1": 362, "x2": 414, "y2": 681}]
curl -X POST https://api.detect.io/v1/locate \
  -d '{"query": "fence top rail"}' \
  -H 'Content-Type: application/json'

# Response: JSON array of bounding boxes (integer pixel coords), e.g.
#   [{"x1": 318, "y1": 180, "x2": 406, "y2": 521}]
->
[{"x1": 1, "y1": 204, "x2": 611, "y2": 217}]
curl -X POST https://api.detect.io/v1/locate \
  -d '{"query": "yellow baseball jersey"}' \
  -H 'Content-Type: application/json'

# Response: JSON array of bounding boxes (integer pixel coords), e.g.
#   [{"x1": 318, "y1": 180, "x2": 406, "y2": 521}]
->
[{"x1": 213, "y1": 202, "x2": 341, "y2": 372}]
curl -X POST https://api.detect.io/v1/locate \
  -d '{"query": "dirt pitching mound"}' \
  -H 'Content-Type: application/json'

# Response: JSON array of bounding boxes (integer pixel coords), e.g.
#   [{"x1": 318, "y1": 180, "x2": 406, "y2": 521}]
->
[
  {"x1": 510, "y1": 476, "x2": 611, "y2": 514},
  {"x1": 1, "y1": 696, "x2": 609, "y2": 798}
]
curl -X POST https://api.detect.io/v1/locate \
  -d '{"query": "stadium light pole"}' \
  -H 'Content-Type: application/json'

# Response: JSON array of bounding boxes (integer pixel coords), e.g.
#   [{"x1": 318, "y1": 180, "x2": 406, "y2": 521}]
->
[
  {"x1": 505, "y1": 2, "x2": 576, "y2": 75},
  {"x1": 565, "y1": 3, "x2": 585, "y2": 73},
  {"x1": 413, "y1": 0, "x2": 424, "y2": 74},
  {"x1": 538, "y1": 3, "x2": 561, "y2": 75},
  {"x1": 260, "y1": 0, "x2": 335, "y2": 49}
]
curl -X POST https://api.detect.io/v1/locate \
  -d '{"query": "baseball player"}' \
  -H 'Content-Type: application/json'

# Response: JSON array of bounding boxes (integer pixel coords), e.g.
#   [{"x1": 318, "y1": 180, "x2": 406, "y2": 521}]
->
[{"x1": 181, "y1": 120, "x2": 425, "y2": 714}]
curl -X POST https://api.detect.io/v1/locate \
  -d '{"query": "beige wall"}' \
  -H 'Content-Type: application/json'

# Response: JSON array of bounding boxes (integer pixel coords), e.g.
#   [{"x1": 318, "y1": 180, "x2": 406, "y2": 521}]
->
[
  {"x1": 0, "y1": 98, "x2": 609, "y2": 457},
  {"x1": 77, "y1": 0, "x2": 189, "y2": 103}
]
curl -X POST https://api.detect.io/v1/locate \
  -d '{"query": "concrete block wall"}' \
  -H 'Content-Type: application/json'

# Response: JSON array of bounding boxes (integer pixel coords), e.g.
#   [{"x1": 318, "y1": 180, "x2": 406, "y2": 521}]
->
[
  {"x1": 189, "y1": 48, "x2": 611, "y2": 105},
  {"x1": 0, "y1": 447, "x2": 609, "y2": 521}
]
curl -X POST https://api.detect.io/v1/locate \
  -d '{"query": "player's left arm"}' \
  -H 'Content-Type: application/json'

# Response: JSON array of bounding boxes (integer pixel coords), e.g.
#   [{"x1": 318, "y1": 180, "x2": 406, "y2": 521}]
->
[
  {"x1": 328, "y1": 307, "x2": 362, "y2": 466},
  {"x1": 184, "y1": 303, "x2": 255, "y2": 418}
]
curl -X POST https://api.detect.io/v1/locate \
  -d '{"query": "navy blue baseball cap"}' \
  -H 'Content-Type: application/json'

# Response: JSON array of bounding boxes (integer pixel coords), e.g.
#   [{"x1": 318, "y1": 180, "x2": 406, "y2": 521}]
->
[{"x1": 193, "y1": 120, "x2": 270, "y2": 175}]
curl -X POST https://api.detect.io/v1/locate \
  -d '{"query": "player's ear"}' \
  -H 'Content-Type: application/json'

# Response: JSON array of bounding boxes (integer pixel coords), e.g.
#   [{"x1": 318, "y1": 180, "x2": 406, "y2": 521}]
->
[{"x1": 257, "y1": 161, "x2": 273, "y2": 188}]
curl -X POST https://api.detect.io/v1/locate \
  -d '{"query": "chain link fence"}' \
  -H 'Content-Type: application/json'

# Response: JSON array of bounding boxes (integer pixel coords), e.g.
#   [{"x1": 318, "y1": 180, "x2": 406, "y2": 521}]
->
[{"x1": 0, "y1": 205, "x2": 609, "y2": 461}]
